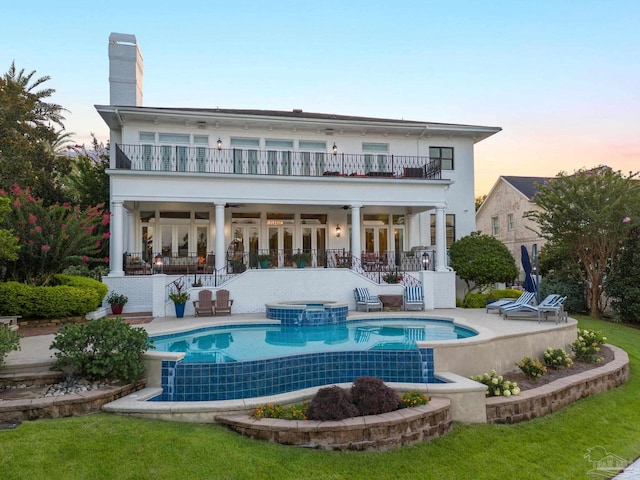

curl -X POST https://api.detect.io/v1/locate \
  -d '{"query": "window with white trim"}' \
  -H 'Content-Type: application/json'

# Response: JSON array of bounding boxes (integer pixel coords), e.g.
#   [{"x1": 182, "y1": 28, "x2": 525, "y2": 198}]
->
[
  {"x1": 507, "y1": 213, "x2": 514, "y2": 231},
  {"x1": 492, "y1": 216, "x2": 499, "y2": 236}
]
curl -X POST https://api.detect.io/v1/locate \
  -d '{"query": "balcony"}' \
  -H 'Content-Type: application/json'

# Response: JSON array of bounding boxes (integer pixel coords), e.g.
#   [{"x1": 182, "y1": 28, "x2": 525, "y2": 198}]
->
[{"x1": 115, "y1": 144, "x2": 442, "y2": 180}]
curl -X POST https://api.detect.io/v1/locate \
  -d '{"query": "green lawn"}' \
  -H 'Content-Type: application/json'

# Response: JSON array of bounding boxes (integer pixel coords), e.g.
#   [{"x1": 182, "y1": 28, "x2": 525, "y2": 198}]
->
[{"x1": 1, "y1": 315, "x2": 638, "y2": 479}]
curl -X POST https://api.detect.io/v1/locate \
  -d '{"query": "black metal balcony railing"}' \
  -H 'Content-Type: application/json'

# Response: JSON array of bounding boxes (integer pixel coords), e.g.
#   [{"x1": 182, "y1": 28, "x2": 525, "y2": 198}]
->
[
  {"x1": 125, "y1": 249, "x2": 436, "y2": 289},
  {"x1": 115, "y1": 144, "x2": 442, "y2": 180}
]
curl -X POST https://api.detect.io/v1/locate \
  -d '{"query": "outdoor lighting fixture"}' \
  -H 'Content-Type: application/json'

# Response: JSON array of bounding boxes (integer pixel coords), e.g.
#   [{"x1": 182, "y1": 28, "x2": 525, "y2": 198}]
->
[
  {"x1": 332, "y1": 143, "x2": 338, "y2": 156},
  {"x1": 336, "y1": 225, "x2": 341, "y2": 238},
  {"x1": 217, "y1": 138, "x2": 222, "y2": 150},
  {"x1": 154, "y1": 254, "x2": 163, "y2": 267},
  {"x1": 422, "y1": 252, "x2": 430, "y2": 270}
]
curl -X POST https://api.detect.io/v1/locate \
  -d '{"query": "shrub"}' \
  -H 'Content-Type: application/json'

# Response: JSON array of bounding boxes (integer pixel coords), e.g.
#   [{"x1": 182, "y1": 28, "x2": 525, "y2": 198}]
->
[
  {"x1": 350, "y1": 376, "x2": 401, "y2": 415},
  {"x1": 50, "y1": 317, "x2": 154, "y2": 383},
  {"x1": 570, "y1": 329, "x2": 607, "y2": 363},
  {"x1": 462, "y1": 293, "x2": 488, "y2": 308},
  {"x1": 486, "y1": 289, "x2": 524, "y2": 302},
  {"x1": 253, "y1": 403, "x2": 307, "y2": 420},
  {"x1": 516, "y1": 356, "x2": 547, "y2": 381},
  {"x1": 400, "y1": 391, "x2": 430, "y2": 408},
  {"x1": 306, "y1": 385, "x2": 359, "y2": 421},
  {"x1": 0, "y1": 277, "x2": 104, "y2": 319},
  {"x1": 0, "y1": 327, "x2": 21, "y2": 367},
  {"x1": 470, "y1": 370, "x2": 520, "y2": 397},
  {"x1": 53, "y1": 274, "x2": 108, "y2": 305},
  {"x1": 543, "y1": 347, "x2": 574, "y2": 369}
]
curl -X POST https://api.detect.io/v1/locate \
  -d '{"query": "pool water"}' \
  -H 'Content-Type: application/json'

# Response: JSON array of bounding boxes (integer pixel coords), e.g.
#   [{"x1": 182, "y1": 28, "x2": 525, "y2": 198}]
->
[
  {"x1": 152, "y1": 318, "x2": 476, "y2": 363},
  {"x1": 151, "y1": 318, "x2": 477, "y2": 401}
]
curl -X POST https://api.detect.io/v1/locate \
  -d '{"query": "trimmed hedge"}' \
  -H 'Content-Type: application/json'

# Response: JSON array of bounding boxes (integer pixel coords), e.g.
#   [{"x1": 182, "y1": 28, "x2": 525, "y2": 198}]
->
[
  {"x1": 462, "y1": 289, "x2": 526, "y2": 308},
  {"x1": 0, "y1": 275, "x2": 106, "y2": 319}
]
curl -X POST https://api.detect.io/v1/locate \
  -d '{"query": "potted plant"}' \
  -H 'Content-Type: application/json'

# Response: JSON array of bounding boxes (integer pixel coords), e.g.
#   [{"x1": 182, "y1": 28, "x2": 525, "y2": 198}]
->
[
  {"x1": 230, "y1": 258, "x2": 246, "y2": 273},
  {"x1": 257, "y1": 254, "x2": 273, "y2": 269},
  {"x1": 291, "y1": 252, "x2": 311, "y2": 268},
  {"x1": 169, "y1": 280, "x2": 190, "y2": 318},
  {"x1": 106, "y1": 291, "x2": 128, "y2": 315},
  {"x1": 382, "y1": 272, "x2": 403, "y2": 284}
]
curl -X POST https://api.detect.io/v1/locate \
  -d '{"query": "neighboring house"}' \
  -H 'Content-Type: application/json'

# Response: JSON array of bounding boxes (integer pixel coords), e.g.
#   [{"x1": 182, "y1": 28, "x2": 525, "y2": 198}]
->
[
  {"x1": 97, "y1": 33, "x2": 501, "y2": 315},
  {"x1": 476, "y1": 176, "x2": 549, "y2": 283}
]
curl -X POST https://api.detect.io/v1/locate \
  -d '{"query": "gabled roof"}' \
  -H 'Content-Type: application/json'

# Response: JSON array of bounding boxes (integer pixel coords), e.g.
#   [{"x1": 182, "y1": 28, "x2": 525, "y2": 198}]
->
[{"x1": 501, "y1": 176, "x2": 551, "y2": 200}]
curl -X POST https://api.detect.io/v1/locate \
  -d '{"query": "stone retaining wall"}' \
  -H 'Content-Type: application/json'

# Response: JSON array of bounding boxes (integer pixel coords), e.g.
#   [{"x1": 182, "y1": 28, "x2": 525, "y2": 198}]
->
[
  {"x1": 216, "y1": 397, "x2": 451, "y2": 451},
  {"x1": 0, "y1": 384, "x2": 140, "y2": 423},
  {"x1": 486, "y1": 344, "x2": 629, "y2": 424}
]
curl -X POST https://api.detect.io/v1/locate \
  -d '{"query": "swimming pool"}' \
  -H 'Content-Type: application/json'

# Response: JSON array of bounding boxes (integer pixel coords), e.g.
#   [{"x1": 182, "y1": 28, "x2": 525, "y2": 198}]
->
[
  {"x1": 153, "y1": 318, "x2": 476, "y2": 363},
  {"x1": 150, "y1": 318, "x2": 477, "y2": 402}
]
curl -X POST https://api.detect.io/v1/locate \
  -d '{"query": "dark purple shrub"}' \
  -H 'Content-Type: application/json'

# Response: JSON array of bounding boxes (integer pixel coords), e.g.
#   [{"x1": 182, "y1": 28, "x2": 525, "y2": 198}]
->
[
  {"x1": 305, "y1": 385, "x2": 359, "y2": 421},
  {"x1": 350, "y1": 376, "x2": 401, "y2": 416}
]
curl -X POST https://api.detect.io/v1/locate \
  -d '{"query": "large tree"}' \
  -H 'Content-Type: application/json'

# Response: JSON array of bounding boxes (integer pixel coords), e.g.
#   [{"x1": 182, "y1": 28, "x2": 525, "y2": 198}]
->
[
  {"x1": 449, "y1": 231, "x2": 518, "y2": 293},
  {"x1": 63, "y1": 136, "x2": 110, "y2": 209},
  {"x1": 526, "y1": 166, "x2": 640, "y2": 318},
  {"x1": 0, "y1": 62, "x2": 72, "y2": 204}
]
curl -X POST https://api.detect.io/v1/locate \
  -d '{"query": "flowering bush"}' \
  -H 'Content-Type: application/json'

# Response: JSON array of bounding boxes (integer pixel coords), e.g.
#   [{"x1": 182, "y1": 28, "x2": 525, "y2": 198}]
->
[
  {"x1": 516, "y1": 356, "x2": 547, "y2": 381},
  {"x1": 253, "y1": 403, "x2": 308, "y2": 420},
  {"x1": 400, "y1": 391, "x2": 430, "y2": 408},
  {"x1": 570, "y1": 329, "x2": 607, "y2": 363},
  {"x1": 106, "y1": 292, "x2": 128, "y2": 307},
  {"x1": 1, "y1": 184, "x2": 109, "y2": 285},
  {"x1": 470, "y1": 370, "x2": 520, "y2": 397},
  {"x1": 543, "y1": 347, "x2": 574, "y2": 369}
]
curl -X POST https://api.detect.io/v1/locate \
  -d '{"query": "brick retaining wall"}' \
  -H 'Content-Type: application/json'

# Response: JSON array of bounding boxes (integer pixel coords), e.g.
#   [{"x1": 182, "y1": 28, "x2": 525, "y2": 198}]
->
[
  {"x1": 486, "y1": 344, "x2": 629, "y2": 424},
  {"x1": 216, "y1": 397, "x2": 451, "y2": 451}
]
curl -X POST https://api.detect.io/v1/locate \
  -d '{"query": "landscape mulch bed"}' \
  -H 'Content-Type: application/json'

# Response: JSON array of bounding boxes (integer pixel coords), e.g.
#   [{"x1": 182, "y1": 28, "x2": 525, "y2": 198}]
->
[
  {"x1": 502, "y1": 345, "x2": 614, "y2": 391},
  {"x1": 17, "y1": 316, "x2": 154, "y2": 337}
]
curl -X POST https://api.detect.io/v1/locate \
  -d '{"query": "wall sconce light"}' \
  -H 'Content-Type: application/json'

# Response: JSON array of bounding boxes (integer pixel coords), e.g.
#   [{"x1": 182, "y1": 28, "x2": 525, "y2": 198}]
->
[
  {"x1": 335, "y1": 225, "x2": 341, "y2": 238},
  {"x1": 332, "y1": 143, "x2": 338, "y2": 156},
  {"x1": 422, "y1": 252, "x2": 430, "y2": 271},
  {"x1": 217, "y1": 138, "x2": 222, "y2": 150}
]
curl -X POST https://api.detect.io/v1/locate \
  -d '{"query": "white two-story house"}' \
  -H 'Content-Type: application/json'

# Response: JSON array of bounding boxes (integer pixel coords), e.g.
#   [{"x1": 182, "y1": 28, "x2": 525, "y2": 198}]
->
[{"x1": 97, "y1": 33, "x2": 501, "y2": 316}]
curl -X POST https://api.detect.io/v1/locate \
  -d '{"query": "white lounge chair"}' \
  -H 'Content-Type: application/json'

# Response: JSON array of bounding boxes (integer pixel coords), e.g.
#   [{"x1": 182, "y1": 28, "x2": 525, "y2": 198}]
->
[
  {"x1": 404, "y1": 286, "x2": 424, "y2": 311},
  {"x1": 354, "y1": 287, "x2": 382, "y2": 312},
  {"x1": 486, "y1": 291, "x2": 535, "y2": 313}
]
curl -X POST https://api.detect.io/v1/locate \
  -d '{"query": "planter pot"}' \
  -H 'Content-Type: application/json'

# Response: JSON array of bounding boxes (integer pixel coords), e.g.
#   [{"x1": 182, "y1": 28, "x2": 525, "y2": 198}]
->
[
  {"x1": 174, "y1": 302, "x2": 186, "y2": 318},
  {"x1": 296, "y1": 262, "x2": 305, "y2": 268},
  {"x1": 259, "y1": 261, "x2": 270, "y2": 269},
  {"x1": 110, "y1": 304, "x2": 123, "y2": 315}
]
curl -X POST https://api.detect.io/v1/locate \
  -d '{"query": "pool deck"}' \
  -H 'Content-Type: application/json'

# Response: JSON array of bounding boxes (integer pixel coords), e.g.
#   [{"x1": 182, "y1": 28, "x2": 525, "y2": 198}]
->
[{"x1": 4, "y1": 308, "x2": 576, "y2": 371}]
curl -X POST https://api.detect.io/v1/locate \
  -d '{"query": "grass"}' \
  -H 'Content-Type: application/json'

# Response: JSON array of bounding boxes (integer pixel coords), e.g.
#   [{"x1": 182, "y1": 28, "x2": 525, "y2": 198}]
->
[{"x1": 1, "y1": 315, "x2": 639, "y2": 479}]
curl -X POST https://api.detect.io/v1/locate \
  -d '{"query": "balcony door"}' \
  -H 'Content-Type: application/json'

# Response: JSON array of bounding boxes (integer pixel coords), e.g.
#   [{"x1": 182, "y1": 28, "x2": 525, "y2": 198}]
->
[
  {"x1": 269, "y1": 226, "x2": 293, "y2": 267},
  {"x1": 302, "y1": 226, "x2": 327, "y2": 267}
]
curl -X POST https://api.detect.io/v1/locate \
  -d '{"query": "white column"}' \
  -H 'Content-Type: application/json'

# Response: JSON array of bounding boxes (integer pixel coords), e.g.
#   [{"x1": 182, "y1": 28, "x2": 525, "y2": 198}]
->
[
  {"x1": 435, "y1": 206, "x2": 448, "y2": 272},
  {"x1": 215, "y1": 203, "x2": 226, "y2": 271},
  {"x1": 127, "y1": 209, "x2": 137, "y2": 253},
  {"x1": 110, "y1": 201, "x2": 125, "y2": 276},
  {"x1": 351, "y1": 205, "x2": 362, "y2": 262}
]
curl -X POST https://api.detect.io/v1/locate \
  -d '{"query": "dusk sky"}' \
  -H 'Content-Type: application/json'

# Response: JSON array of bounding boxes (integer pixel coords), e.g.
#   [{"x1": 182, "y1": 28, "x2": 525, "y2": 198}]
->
[{"x1": 2, "y1": 0, "x2": 638, "y2": 195}]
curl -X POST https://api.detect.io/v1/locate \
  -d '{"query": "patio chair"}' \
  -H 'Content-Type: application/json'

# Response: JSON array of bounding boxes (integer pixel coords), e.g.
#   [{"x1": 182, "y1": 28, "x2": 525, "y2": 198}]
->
[
  {"x1": 503, "y1": 294, "x2": 566, "y2": 323},
  {"x1": 486, "y1": 291, "x2": 535, "y2": 313},
  {"x1": 354, "y1": 287, "x2": 383, "y2": 312},
  {"x1": 213, "y1": 289, "x2": 233, "y2": 316},
  {"x1": 404, "y1": 285, "x2": 425, "y2": 311},
  {"x1": 192, "y1": 290, "x2": 214, "y2": 317}
]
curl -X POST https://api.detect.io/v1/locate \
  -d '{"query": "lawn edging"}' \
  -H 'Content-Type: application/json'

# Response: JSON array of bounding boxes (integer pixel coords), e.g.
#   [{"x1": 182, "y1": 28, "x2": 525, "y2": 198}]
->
[
  {"x1": 486, "y1": 344, "x2": 629, "y2": 424},
  {"x1": 216, "y1": 396, "x2": 451, "y2": 451}
]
